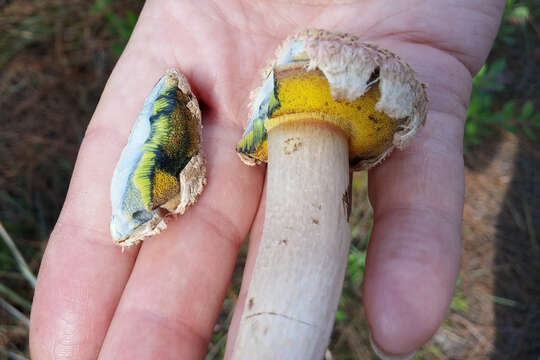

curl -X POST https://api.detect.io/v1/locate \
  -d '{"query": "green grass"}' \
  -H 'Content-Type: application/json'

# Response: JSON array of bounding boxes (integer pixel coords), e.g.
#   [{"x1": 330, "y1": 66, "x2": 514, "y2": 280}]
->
[
  {"x1": 465, "y1": 0, "x2": 540, "y2": 149},
  {"x1": 466, "y1": 60, "x2": 540, "y2": 148},
  {"x1": 91, "y1": 0, "x2": 138, "y2": 54}
]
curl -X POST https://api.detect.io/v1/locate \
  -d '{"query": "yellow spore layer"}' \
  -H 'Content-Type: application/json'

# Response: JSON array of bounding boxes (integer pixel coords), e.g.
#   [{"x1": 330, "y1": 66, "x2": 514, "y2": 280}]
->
[
  {"x1": 267, "y1": 71, "x2": 399, "y2": 159},
  {"x1": 152, "y1": 169, "x2": 180, "y2": 208},
  {"x1": 251, "y1": 138, "x2": 268, "y2": 161}
]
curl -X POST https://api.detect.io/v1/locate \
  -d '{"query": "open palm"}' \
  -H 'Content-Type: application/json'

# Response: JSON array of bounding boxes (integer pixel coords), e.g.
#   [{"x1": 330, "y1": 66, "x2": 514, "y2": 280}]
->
[{"x1": 30, "y1": 1, "x2": 504, "y2": 359}]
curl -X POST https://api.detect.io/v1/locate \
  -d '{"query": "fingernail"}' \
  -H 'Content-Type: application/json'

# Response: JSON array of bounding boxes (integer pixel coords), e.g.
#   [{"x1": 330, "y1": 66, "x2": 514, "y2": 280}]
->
[{"x1": 369, "y1": 333, "x2": 417, "y2": 360}]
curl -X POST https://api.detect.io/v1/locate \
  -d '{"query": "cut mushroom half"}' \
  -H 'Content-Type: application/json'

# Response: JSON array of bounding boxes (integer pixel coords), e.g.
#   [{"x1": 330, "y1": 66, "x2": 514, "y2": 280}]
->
[
  {"x1": 232, "y1": 29, "x2": 427, "y2": 359},
  {"x1": 110, "y1": 68, "x2": 206, "y2": 247}
]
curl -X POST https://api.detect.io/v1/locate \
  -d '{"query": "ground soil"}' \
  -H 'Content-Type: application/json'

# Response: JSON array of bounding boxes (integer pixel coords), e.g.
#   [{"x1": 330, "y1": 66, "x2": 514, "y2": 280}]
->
[{"x1": 424, "y1": 132, "x2": 540, "y2": 360}]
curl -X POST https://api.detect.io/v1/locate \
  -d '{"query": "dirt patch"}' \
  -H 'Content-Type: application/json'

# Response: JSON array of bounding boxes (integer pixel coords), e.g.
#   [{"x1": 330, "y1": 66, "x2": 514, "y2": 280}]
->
[{"x1": 424, "y1": 132, "x2": 540, "y2": 359}]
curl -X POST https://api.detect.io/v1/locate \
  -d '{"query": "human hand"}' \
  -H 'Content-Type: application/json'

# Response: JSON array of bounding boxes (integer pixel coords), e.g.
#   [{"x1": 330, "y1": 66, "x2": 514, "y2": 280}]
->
[{"x1": 29, "y1": 1, "x2": 505, "y2": 358}]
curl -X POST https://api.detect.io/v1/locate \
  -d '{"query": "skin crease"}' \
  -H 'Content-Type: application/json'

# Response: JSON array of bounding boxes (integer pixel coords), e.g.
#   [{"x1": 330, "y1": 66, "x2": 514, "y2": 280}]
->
[{"x1": 28, "y1": 0, "x2": 505, "y2": 358}]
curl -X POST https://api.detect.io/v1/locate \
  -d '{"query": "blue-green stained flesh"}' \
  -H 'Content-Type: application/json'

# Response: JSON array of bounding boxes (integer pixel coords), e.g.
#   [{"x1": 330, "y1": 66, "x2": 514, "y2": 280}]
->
[{"x1": 236, "y1": 39, "x2": 308, "y2": 164}]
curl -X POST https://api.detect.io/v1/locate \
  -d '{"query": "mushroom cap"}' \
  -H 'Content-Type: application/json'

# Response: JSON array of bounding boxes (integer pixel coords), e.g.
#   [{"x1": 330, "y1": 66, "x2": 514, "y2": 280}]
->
[
  {"x1": 110, "y1": 69, "x2": 205, "y2": 246},
  {"x1": 236, "y1": 29, "x2": 428, "y2": 170}
]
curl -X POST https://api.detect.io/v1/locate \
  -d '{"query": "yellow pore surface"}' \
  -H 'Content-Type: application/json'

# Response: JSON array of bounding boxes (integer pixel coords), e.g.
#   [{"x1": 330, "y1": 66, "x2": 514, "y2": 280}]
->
[
  {"x1": 151, "y1": 169, "x2": 180, "y2": 208},
  {"x1": 267, "y1": 71, "x2": 399, "y2": 159},
  {"x1": 251, "y1": 138, "x2": 268, "y2": 161}
]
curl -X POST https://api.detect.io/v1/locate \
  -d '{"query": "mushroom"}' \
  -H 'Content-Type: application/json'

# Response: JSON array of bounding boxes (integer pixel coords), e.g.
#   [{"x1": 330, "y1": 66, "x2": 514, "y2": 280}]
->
[
  {"x1": 232, "y1": 29, "x2": 427, "y2": 359},
  {"x1": 110, "y1": 68, "x2": 206, "y2": 247}
]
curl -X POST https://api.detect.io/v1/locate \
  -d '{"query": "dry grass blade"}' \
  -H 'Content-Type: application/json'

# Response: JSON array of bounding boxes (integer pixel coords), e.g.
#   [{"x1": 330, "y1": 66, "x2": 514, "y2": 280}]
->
[
  {"x1": 0, "y1": 283, "x2": 32, "y2": 311},
  {"x1": 0, "y1": 222, "x2": 37, "y2": 288},
  {"x1": 205, "y1": 332, "x2": 227, "y2": 360},
  {"x1": 205, "y1": 302, "x2": 234, "y2": 360},
  {"x1": 0, "y1": 348, "x2": 30, "y2": 360},
  {"x1": 0, "y1": 296, "x2": 30, "y2": 328}
]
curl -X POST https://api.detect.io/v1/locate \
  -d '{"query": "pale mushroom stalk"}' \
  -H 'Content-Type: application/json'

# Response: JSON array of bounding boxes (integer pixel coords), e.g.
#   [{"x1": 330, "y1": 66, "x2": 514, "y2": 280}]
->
[
  {"x1": 234, "y1": 123, "x2": 350, "y2": 358},
  {"x1": 233, "y1": 29, "x2": 427, "y2": 359}
]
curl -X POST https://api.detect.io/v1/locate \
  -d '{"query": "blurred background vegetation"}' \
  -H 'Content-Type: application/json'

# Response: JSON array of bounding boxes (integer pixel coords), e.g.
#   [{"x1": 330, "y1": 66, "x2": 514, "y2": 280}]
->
[{"x1": 0, "y1": 0, "x2": 539, "y2": 359}]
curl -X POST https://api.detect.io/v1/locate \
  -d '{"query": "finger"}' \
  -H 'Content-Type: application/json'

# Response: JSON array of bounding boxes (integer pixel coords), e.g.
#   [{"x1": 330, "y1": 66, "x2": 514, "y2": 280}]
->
[
  {"x1": 363, "y1": 43, "x2": 470, "y2": 356},
  {"x1": 27, "y1": 44, "x2": 155, "y2": 357},
  {"x1": 97, "y1": 113, "x2": 264, "y2": 358},
  {"x1": 28, "y1": 126, "x2": 140, "y2": 359},
  {"x1": 28, "y1": 3, "x2": 226, "y2": 358},
  {"x1": 364, "y1": 110, "x2": 464, "y2": 355}
]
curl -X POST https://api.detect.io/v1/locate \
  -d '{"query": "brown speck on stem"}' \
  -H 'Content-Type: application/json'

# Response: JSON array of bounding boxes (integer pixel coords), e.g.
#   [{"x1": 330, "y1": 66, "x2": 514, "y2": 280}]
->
[
  {"x1": 248, "y1": 297, "x2": 254, "y2": 309},
  {"x1": 342, "y1": 188, "x2": 351, "y2": 220},
  {"x1": 312, "y1": 218, "x2": 319, "y2": 224},
  {"x1": 283, "y1": 137, "x2": 302, "y2": 155}
]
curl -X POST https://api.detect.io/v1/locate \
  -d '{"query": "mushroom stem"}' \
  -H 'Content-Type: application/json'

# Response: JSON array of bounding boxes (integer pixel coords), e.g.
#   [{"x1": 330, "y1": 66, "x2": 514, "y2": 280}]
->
[{"x1": 232, "y1": 122, "x2": 351, "y2": 359}]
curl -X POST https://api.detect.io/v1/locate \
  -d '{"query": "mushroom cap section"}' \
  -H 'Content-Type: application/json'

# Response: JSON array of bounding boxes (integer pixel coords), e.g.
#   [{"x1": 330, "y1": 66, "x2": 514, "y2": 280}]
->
[
  {"x1": 110, "y1": 69, "x2": 205, "y2": 246},
  {"x1": 236, "y1": 29, "x2": 428, "y2": 170}
]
